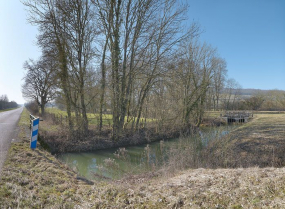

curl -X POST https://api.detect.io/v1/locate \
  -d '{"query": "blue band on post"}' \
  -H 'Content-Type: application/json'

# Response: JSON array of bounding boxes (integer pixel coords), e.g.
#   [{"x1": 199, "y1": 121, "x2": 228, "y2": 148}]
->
[{"x1": 30, "y1": 118, "x2": 40, "y2": 149}]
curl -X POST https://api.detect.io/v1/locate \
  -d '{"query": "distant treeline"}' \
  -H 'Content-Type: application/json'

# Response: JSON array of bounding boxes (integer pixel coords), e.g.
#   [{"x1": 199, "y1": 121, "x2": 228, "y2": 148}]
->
[
  {"x1": 223, "y1": 89, "x2": 285, "y2": 111},
  {"x1": 0, "y1": 95, "x2": 18, "y2": 110},
  {"x1": 223, "y1": 88, "x2": 285, "y2": 96},
  {"x1": 24, "y1": 101, "x2": 38, "y2": 114}
]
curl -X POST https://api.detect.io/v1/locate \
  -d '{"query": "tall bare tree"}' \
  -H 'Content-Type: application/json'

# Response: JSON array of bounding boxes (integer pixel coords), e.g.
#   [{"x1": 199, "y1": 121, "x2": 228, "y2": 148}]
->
[
  {"x1": 22, "y1": 0, "x2": 235, "y2": 141},
  {"x1": 210, "y1": 58, "x2": 227, "y2": 111},
  {"x1": 94, "y1": 0, "x2": 199, "y2": 138},
  {"x1": 23, "y1": 0, "x2": 98, "y2": 133},
  {"x1": 23, "y1": 0, "x2": 74, "y2": 129},
  {"x1": 222, "y1": 78, "x2": 241, "y2": 110},
  {"x1": 22, "y1": 57, "x2": 57, "y2": 116}
]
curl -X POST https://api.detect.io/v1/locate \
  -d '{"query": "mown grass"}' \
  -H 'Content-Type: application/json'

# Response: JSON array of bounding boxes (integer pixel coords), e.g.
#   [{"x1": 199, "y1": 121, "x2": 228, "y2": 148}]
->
[
  {"x1": 45, "y1": 107, "x2": 112, "y2": 126},
  {"x1": 253, "y1": 110, "x2": 285, "y2": 114},
  {"x1": 205, "y1": 110, "x2": 223, "y2": 118}
]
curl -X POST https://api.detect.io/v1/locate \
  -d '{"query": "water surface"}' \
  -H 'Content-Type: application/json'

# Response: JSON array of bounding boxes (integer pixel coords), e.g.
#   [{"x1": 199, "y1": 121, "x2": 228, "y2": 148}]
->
[{"x1": 57, "y1": 125, "x2": 236, "y2": 180}]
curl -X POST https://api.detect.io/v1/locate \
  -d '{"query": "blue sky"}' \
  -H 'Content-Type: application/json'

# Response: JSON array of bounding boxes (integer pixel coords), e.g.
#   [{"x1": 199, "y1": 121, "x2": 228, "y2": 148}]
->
[
  {"x1": 0, "y1": 1, "x2": 39, "y2": 104},
  {"x1": 187, "y1": 0, "x2": 285, "y2": 90},
  {"x1": 0, "y1": 0, "x2": 284, "y2": 104}
]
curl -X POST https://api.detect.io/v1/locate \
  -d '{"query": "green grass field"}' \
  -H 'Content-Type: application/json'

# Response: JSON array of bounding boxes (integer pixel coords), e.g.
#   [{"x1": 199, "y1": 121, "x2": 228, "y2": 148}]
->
[
  {"x1": 204, "y1": 111, "x2": 223, "y2": 118},
  {"x1": 45, "y1": 107, "x2": 154, "y2": 126},
  {"x1": 46, "y1": 107, "x2": 112, "y2": 126}
]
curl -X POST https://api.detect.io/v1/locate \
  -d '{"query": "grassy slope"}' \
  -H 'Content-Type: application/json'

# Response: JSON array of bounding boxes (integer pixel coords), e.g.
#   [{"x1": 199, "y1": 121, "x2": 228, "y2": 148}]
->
[
  {"x1": 0, "y1": 108, "x2": 79, "y2": 207},
  {"x1": 206, "y1": 113, "x2": 285, "y2": 168},
  {"x1": 1, "y1": 109, "x2": 285, "y2": 208},
  {"x1": 119, "y1": 167, "x2": 285, "y2": 208}
]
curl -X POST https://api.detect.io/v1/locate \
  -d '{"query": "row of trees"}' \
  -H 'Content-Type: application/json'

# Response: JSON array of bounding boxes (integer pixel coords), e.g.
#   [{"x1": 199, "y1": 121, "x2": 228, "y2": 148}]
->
[
  {"x1": 22, "y1": 0, "x2": 234, "y2": 139},
  {"x1": 0, "y1": 95, "x2": 18, "y2": 110},
  {"x1": 260, "y1": 90, "x2": 285, "y2": 111},
  {"x1": 233, "y1": 90, "x2": 285, "y2": 111}
]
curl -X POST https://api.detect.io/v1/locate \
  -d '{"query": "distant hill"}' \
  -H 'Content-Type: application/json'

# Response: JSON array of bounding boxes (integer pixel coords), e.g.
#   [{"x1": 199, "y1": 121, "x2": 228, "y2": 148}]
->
[{"x1": 223, "y1": 88, "x2": 285, "y2": 96}]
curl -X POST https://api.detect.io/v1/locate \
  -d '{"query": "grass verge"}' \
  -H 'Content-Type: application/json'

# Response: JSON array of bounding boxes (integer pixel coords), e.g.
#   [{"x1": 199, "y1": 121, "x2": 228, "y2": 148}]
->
[{"x1": 0, "y1": 108, "x2": 80, "y2": 207}]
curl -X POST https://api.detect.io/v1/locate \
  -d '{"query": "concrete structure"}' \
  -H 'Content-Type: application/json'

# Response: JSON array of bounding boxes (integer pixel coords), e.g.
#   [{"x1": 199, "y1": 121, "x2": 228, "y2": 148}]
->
[{"x1": 221, "y1": 111, "x2": 253, "y2": 123}]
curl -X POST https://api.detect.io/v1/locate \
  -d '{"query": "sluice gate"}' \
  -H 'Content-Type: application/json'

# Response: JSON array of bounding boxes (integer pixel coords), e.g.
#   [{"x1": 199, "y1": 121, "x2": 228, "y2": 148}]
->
[{"x1": 221, "y1": 111, "x2": 253, "y2": 123}]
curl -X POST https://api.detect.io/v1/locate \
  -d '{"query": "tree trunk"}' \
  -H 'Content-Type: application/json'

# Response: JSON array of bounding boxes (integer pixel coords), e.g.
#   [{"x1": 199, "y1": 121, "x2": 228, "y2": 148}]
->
[
  {"x1": 41, "y1": 104, "x2": 45, "y2": 117},
  {"x1": 99, "y1": 38, "x2": 108, "y2": 132},
  {"x1": 111, "y1": 0, "x2": 122, "y2": 140},
  {"x1": 80, "y1": 88, "x2": 89, "y2": 134},
  {"x1": 58, "y1": 47, "x2": 73, "y2": 131}
]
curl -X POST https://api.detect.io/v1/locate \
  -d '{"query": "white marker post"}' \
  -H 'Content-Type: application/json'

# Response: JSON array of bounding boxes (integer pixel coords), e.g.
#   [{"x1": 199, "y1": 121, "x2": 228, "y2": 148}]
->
[{"x1": 30, "y1": 117, "x2": 40, "y2": 149}]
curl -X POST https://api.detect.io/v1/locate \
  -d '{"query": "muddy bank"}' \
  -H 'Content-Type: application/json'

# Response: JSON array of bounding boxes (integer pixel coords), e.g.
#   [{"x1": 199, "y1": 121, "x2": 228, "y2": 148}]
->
[{"x1": 40, "y1": 125, "x2": 197, "y2": 154}]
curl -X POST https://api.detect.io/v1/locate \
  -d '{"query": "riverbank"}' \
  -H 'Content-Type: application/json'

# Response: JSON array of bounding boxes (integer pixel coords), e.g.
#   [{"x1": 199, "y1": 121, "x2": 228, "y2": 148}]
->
[
  {"x1": 40, "y1": 127, "x2": 185, "y2": 154},
  {"x1": 2, "y1": 109, "x2": 285, "y2": 207},
  {"x1": 39, "y1": 111, "x2": 200, "y2": 153},
  {"x1": 205, "y1": 113, "x2": 285, "y2": 168},
  {"x1": 39, "y1": 108, "x2": 227, "y2": 154}
]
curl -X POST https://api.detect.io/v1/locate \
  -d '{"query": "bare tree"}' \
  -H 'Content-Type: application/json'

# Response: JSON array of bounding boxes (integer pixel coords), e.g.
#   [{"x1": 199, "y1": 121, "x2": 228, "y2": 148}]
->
[
  {"x1": 22, "y1": 57, "x2": 57, "y2": 116},
  {"x1": 23, "y1": 0, "x2": 74, "y2": 129},
  {"x1": 94, "y1": 0, "x2": 199, "y2": 138},
  {"x1": 222, "y1": 78, "x2": 241, "y2": 110},
  {"x1": 22, "y1": 0, "x2": 236, "y2": 140},
  {"x1": 23, "y1": 0, "x2": 98, "y2": 133},
  {"x1": 64, "y1": 0, "x2": 97, "y2": 133},
  {"x1": 210, "y1": 58, "x2": 227, "y2": 111},
  {"x1": 169, "y1": 39, "x2": 217, "y2": 126}
]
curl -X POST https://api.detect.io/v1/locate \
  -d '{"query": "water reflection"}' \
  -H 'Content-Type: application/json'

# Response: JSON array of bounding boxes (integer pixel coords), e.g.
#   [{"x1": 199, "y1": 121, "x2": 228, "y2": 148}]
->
[{"x1": 57, "y1": 125, "x2": 236, "y2": 180}]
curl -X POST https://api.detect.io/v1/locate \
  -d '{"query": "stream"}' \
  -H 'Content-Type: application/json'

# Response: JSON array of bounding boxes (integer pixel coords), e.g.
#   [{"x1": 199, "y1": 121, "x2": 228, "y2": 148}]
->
[{"x1": 57, "y1": 125, "x2": 237, "y2": 180}]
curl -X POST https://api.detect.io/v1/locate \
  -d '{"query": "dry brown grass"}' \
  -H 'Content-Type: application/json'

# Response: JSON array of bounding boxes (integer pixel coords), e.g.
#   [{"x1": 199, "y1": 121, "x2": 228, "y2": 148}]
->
[
  {"x1": 117, "y1": 167, "x2": 285, "y2": 208},
  {"x1": 2, "y1": 110, "x2": 285, "y2": 208},
  {"x1": 206, "y1": 113, "x2": 285, "y2": 168},
  {"x1": 0, "y1": 109, "x2": 82, "y2": 208}
]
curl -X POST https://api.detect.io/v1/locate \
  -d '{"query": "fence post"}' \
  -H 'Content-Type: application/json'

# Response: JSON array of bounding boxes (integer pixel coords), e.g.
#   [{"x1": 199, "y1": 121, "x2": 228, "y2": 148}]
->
[{"x1": 30, "y1": 114, "x2": 40, "y2": 149}]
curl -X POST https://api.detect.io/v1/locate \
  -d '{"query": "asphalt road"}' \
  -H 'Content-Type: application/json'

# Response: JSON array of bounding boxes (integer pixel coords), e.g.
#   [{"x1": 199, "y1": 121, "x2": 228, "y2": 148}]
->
[{"x1": 0, "y1": 107, "x2": 23, "y2": 174}]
